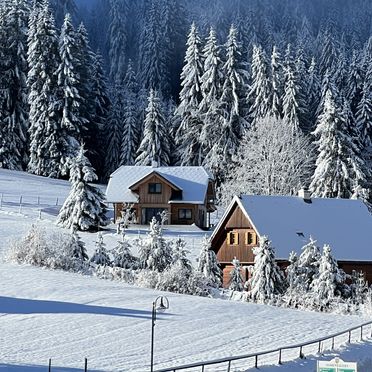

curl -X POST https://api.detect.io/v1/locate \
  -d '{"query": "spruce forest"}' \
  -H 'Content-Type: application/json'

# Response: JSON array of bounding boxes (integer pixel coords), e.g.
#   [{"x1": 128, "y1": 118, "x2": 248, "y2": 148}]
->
[{"x1": 1, "y1": 0, "x2": 372, "y2": 204}]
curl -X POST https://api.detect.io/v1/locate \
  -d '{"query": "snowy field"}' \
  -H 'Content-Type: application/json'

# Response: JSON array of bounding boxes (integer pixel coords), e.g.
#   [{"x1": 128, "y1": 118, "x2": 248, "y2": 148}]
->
[{"x1": 0, "y1": 169, "x2": 372, "y2": 371}]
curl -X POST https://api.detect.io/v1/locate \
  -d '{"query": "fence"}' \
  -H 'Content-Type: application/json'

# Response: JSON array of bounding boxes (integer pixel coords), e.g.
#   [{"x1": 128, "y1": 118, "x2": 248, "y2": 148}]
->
[{"x1": 154, "y1": 320, "x2": 372, "y2": 372}]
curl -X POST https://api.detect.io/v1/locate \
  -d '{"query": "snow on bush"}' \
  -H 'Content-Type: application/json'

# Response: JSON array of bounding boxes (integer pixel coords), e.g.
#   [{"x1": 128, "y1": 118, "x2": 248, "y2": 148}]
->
[{"x1": 7, "y1": 224, "x2": 87, "y2": 272}]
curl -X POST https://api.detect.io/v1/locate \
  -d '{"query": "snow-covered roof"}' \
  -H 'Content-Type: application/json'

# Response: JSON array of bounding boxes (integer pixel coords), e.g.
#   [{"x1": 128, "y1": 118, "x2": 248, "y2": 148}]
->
[
  {"x1": 106, "y1": 165, "x2": 213, "y2": 204},
  {"x1": 212, "y1": 195, "x2": 372, "y2": 261}
]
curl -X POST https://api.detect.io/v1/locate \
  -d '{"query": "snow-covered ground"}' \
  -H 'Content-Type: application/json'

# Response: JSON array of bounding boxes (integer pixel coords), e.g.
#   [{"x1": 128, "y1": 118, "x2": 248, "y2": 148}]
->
[{"x1": 0, "y1": 169, "x2": 372, "y2": 372}]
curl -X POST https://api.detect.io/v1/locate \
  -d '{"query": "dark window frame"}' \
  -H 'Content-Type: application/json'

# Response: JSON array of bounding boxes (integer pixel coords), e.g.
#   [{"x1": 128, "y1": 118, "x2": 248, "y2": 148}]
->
[
  {"x1": 178, "y1": 208, "x2": 192, "y2": 220},
  {"x1": 148, "y1": 183, "x2": 162, "y2": 194}
]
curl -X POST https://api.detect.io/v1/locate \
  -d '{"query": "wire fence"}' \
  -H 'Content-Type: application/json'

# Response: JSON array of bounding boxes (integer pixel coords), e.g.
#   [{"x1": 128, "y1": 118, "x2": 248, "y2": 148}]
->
[
  {"x1": 0, "y1": 191, "x2": 66, "y2": 219},
  {"x1": 154, "y1": 320, "x2": 372, "y2": 372}
]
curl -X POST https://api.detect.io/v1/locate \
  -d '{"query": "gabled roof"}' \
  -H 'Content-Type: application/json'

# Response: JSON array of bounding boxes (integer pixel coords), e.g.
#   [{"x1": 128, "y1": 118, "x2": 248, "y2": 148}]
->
[
  {"x1": 106, "y1": 165, "x2": 213, "y2": 204},
  {"x1": 212, "y1": 195, "x2": 372, "y2": 261}
]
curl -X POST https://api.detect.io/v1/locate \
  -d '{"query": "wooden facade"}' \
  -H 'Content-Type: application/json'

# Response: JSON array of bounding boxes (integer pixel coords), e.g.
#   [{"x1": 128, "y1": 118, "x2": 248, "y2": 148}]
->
[
  {"x1": 211, "y1": 200, "x2": 372, "y2": 288},
  {"x1": 113, "y1": 172, "x2": 214, "y2": 229}
]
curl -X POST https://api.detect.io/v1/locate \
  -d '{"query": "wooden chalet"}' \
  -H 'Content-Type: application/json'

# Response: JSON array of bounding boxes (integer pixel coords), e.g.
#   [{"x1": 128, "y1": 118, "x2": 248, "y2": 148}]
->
[
  {"x1": 211, "y1": 191, "x2": 372, "y2": 287},
  {"x1": 106, "y1": 163, "x2": 216, "y2": 228}
]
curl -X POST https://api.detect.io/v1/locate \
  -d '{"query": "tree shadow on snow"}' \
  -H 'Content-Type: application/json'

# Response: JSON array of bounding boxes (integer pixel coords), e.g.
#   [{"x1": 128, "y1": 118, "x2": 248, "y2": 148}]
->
[
  {"x1": 0, "y1": 296, "x2": 172, "y2": 320},
  {"x1": 0, "y1": 363, "x2": 103, "y2": 372}
]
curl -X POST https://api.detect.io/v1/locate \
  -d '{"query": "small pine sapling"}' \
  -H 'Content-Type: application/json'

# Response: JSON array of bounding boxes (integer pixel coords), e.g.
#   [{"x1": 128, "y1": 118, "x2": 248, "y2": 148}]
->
[
  {"x1": 112, "y1": 233, "x2": 135, "y2": 269},
  {"x1": 229, "y1": 257, "x2": 244, "y2": 292},
  {"x1": 90, "y1": 232, "x2": 111, "y2": 266},
  {"x1": 171, "y1": 237, "x2": 192, "y2": 273},
  {"x1": 71, "y1": 228, "x2": 88, "y2": 261}
]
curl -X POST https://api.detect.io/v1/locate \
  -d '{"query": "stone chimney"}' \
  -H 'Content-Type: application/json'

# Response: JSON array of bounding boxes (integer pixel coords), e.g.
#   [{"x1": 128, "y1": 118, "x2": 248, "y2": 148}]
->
[{"x1": 298, "y1": 187, "x2": 312, "y2": 203}]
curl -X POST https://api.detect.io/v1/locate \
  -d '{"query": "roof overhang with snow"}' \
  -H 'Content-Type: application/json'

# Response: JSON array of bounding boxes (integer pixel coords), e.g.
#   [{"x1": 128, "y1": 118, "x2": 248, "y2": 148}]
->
[
  {"x1": 211, "y1": 194, "x2": 372, "y2": 261},
  {"x1": 106, "y1": 165, "x2": 213, "y2": 204}
]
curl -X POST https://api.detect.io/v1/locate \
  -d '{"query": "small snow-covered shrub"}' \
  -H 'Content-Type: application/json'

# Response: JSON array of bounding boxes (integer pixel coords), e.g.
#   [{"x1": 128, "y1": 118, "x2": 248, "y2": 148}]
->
[
  {"x1": 7, "y1": 224, "x2": 86, "y2": 272},
  {"x1": 93, "y1": 265, "x2": 135, "y2": 283},
  {"x1": 135, "y1": 269, "x2": 160, "y2": 289}
]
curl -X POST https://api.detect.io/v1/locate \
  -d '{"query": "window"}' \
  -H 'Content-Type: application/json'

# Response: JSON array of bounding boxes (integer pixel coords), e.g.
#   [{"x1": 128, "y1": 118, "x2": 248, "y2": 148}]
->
[
  {"x1": 178, "y1": 208, "x2": 192, "y2": 219},
  {"x1": 227, "y1": 231, "x2": 239, "y2": 245},
  {"x1": 245, "y1": 231, "x2": 257, "y2": 245},
  {"x1": 148, "y1": 183, "x2": 162, "y2": 194}
]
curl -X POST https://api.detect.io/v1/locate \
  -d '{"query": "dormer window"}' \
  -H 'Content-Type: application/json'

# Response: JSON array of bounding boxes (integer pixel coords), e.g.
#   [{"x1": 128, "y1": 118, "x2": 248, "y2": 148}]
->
[
  {"x1": 227, "y1": 231, "x2": 239, "y2": 245},
  {"x1": 245, "y1": 231, "x2": 257, "y2": 245},
  {"x1": 148, "y1": 183, "x2": 162, "y2": 194}
]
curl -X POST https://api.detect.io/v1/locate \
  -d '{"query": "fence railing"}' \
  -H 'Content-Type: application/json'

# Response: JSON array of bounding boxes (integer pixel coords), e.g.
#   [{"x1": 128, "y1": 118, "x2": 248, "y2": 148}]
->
[{"x1": 154, "y1": 320, "x2": 372, "y2": 372}]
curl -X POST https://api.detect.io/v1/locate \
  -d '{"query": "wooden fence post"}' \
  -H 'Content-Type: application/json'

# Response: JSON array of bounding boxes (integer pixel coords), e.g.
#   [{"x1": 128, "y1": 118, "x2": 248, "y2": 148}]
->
[
  {"x1": 348, "y1": 330, "x2": 351, "y2": 343},
  {"x1": 360, "y1": 326, "x2": 363, "y2": 341},
  {"x1": 331, "y1": 337, "x2": 335, "y2": 350},
  {"x1": 84, "y1": 358, "x2": 88, "y2": 372},
  {"x1": 48, "y1": 358, "x2": 51, "y2": 372},
  {"x1": 278, "y1": 349, "x2": 282, "y2": 365},
  {"x1": 19, "y1": 196, "x2": 23, "y2": 214},
  {"x1": 0, "y1": 193, "x2": 3, "y2": 209},
  {"x1": 227, "y1": 360, "x2": 231, "y2": 372},
  {"x1": 255, "y1": 355, "x2": 258, "y2": 368},
  {"x1": 299, "y1": 346, "x2": 304, "y2": 359},
  {"x1": 318, "y1": 340, "x2": 321, "y2": 354}
]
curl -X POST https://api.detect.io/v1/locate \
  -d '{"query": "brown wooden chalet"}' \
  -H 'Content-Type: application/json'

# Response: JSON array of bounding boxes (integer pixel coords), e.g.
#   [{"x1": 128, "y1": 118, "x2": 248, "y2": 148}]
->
[
  {"x1": 211, "y1": 192, "x2": 372, "y2": 287},
  {"x1": 106, "y1": 163, "x2": 216, "y2": 228}
]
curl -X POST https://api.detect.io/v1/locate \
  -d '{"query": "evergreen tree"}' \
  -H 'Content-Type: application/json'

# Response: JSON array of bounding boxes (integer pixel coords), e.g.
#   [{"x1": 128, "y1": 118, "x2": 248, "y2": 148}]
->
[
  {"x1": 140, "y1": 217, "x2": 173, "y2": 272},
  {"x1": 90, "y1": 51, "x2": 111, "y2": 178},
  {"x1": 90, "y1": 232, "x2": 111, "y2": 266},
  {"x1": 229, "y1": 257, "x2": 244, "y2": 292},
  {"x1": 71, "y1": 228, "x2": 88, "y2": 261},
  {"x1": 27, "y1": 1, "x2": 62, "y2": 177},
  {"x1": 135, "y1": 89, "x2": 170, "y2": 166},
  {"x1": 104, "y1": 84, "x2": 124, "y2": 179},
  {"x1": 310, "y1": 88, "x2": 370, "y2": 199},
  {"x1": 108, "y1": 0, "x2": 127, "y2": 83},
  {"x1": 50, "y1": 0, "x2": 77, "y2": 27},
  {"x1": 0, "y1": 0, "x2": 29, "y2": 170},
  {"x1": 175, "y1": 22, "x2": 204, "y2": 166},
  {"x1": 120, "y1": 61, "x2": 140, "y2": 165},
  {"x1": 270, "y1": 45, "x2": 283, "y2": 119},
  {"x1": 318, "y1": 25, "x2": 339, "y2": 76},
  {"x1": 248, "y1": 44, "x2": 271, "y2": 123},
  {"x1": 247, "y1": 236, "x2": 285, "y2": 302},
  {"x1": 57, "y1": 145, "x2": 109, "y2": 231},
  {"x1": 171, "y1": 237, "x2": 192, "y2": 273},
  {"x1": 346, "y1": 51, "x2": 364, "y2": 114},
  {"x1": 306, "y1": 58, "x2": 321, "y2": 132},
  {"x1": 197, "y1": 236, "x2": 222, "y2": 288},
  {"x1": 310, "y1": 245, "x2": 347, "y2": 308},
  {"x1": 57, "y1": 14, "x2": 86, "y2": 172},
  {"x1": 112, "y1": 233, "x2": 135, "y2": 269}
]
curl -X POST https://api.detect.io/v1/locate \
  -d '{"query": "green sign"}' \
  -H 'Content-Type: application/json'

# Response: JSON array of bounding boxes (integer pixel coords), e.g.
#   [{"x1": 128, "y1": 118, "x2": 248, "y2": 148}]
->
[
  {"x1": 319, "y1": 368, "x2": 336, "y2": 372},
  {"x1": 318, "y1": 358, "x2": 357, "y2": 372}
]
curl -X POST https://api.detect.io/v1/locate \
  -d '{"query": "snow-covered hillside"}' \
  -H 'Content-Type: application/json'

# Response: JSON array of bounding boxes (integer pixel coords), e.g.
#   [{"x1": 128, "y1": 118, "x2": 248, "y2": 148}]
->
[{"x1": 0, "y1": 169, "x2": 371, "y2": 372}]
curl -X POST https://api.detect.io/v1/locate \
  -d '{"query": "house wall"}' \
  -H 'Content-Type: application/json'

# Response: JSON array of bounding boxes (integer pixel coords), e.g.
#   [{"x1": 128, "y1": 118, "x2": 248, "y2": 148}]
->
[
  {"x1": 338, "y1": 261, "x2": 372, "y2": 284},
  {"x1": 135, "y1": 174, "x2": 173, "y2": 204},
  {"x1": 213, "y1": 203, "x2": 259, "y2": 265}
]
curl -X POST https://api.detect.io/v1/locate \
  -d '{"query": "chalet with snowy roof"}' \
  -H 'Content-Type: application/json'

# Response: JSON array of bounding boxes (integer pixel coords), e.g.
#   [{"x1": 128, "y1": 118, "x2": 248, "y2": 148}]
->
[
  {"x1": 211, "y1": 191, "x2": 372, "y2": 287},
  {"x1": 106, "y1": 163, "x2": 216, "y2": 228}
]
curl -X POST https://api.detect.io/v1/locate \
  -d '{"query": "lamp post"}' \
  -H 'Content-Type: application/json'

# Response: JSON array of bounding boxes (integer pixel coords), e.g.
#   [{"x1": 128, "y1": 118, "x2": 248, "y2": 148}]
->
[{"x1": 150, "y1": 296, "x2": 169, "y2": 372}]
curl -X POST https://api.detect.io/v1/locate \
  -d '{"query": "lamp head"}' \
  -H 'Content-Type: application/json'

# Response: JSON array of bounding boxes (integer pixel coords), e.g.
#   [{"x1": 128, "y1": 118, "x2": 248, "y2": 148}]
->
[{"x1": 155, "y1": 296, "x2": 169, "y2": 313}]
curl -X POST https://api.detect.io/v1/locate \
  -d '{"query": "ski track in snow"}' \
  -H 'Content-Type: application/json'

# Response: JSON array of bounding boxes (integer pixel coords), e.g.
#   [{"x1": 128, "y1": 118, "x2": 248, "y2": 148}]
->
[{"x1": 0, "y1": 169, "x2": 371, "y2": 372}]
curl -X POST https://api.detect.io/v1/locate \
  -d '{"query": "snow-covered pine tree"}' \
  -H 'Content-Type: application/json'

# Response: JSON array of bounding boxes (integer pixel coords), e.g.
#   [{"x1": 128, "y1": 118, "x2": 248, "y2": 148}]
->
[
  {"x1": 120, "y1": 60, "x2": 140, "y2": 166},
  {"x1": 247, "y1": 236, "x2": 285, "y2": 302},
  {"x1": 306, "y1": 58, "x2": 321, "y2": 132},
  {"x1": 286, "y1": 251, "x2": 300, "y2": 293},
  {"x1": 346, "y1": 50, "x2": 364, "y2": 114},
  {"x1": 70, "y1": 228, "x2": 88, "y2": 261},
  {"x1": 104, "y1": 84, "x2": 124, "y2": 179},
  {"x1": 57, "y1": 14, "x2": 87, "y2": 173},
  {"x1": 248, "y1": 44, "x2": 271, "y2": 123},
  {"x1": 108, "y1": 0, "x2": 127, "y2": 84},
  {"x1": 318, "y1": 24, "x2": 339, "y2": 76},
  {"x1": 171, "y1": 237, "x2": 192, "y2": 273},
  {"x1": 90, "y1": 51, "x2": 111, "y2": 178},
  {"x1": 140, "y1": 217, "x2": 172, "y2": 272},
  {"x1": 0, "y1": 0, "x2": 29, "y2": 170},
  {"x1": 50, "y1": 0, "x2": 77, "y2": 27},
  {"x1": 310, "y1": 88, "x2": 370, "y2": 199},
  {"x1": 350, "y1": 270, "x2": 368, "y2": 304},
  {"x1": 175, "y1": 22, "x2": 204, "y2": 166},
  {"x1": 197, "y1": 236, "x2": 222, "y2": 288},
  {"x1": 355, "y1": 63, "x2": 372, "y2": 149},
  {"x1": 27, "y1": 1, "x2": 62, "y2": 177},
  {"x1": 270, "y1": 45, "x2": 283, "y2": 119},
  {"x1": 310, "y1": 244, "x2": 347, "y2": 308},
  {"x1": 90, "y1": 232, "x2": 111, "y2": 266},
  {"x1": 112, "y1": 233, "x2": 135, "y2": 269},
  {"x1": 198, "y1": 27, "x2": 223, "y2": 165},
  {"x1": 208, "y1": 24, "x2": 248, "y2": 180},
  {"x1": 135, "y1": 89, "x2": 170, "y2": 166},
  {"x1": 57, "y1": 144, "x2": 109, "y2": 231},
  {"x1": 229, "y1": 257, "x2": 244, "y2": 292}
]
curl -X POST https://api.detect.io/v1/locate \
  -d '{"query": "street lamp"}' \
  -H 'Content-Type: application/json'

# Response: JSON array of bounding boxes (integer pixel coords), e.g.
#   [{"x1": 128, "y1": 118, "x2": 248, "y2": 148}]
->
[{"x1": 150, "y1": 296, "x2": 169, "y2": 372}]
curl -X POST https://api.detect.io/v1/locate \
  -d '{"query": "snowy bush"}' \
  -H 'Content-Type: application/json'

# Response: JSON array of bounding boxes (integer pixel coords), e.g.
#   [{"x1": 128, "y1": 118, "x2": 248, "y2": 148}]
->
[
  {"x1": 8, "y1": 224, "x2": 87, "y2": 272},
  {"x1": 90, "y1": 232, "x2": 111, "y2": 266},
  {"x1": 229, "y1": 257, "x2": 244, "y2": 292},
  {"x1": 93, "y1": 265, "x2": 135, "y2": 283},
  {"x1": 111, "y1": 233, "x2": 137, "y2": 269}
]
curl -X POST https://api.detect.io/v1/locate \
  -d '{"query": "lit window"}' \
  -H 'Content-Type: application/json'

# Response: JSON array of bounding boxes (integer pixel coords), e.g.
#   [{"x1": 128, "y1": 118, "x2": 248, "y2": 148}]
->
[
  {"x1": 148, "y1": 183, "x2": 162, "y2": 194},
  {"x1": 227, "y1": 231, "x2": 239, "y2": 245},
  {"x1": 178, "y1": 209, "x2": 192, "y2": 219},
  {"x1": 245, "y1": 231, "x2": 257, "y2": 245}
]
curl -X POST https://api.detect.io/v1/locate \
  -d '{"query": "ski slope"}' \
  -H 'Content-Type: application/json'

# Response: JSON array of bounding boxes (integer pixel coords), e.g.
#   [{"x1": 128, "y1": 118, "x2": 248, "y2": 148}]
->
[{"x1": 0, "y1": 169, "x2": 371, "y2": 371}]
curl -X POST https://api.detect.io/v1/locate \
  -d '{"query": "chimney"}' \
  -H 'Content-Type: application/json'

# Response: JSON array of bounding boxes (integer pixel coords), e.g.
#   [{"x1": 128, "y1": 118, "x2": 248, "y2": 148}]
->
[
  {"x1": 298, "y1": 187, "x2": 312, "y2": 203},
  {"x1": 151, "y1": 160, "x2": 158, "y2": 168}
]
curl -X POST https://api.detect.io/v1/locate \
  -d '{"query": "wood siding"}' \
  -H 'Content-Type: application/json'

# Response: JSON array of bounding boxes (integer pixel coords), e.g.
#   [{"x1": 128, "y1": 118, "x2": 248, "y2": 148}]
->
[
  {"x1": 212, "y1": 202, "x2": 259, "y2": 264},
  {"x1": 134, "y1": 174, "x2": 173, "y2": 205}
]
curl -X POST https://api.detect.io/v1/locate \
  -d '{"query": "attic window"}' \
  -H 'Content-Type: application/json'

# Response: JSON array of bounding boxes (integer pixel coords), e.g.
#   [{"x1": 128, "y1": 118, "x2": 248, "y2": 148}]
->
[
  {"x1": 227, "y1": 231, "x2": 239, "y2": 245},
  {"x1": 149, "y1": 183, "x2": 162, "y2": 194},
  {"x1": 245, "y1": 231, "x2": 257, "y2": 245}
]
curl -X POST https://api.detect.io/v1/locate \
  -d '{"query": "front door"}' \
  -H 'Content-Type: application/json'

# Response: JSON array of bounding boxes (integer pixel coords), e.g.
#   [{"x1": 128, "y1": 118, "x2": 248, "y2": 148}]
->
[{"x1": 142, "y1": 208, "x2": 166, "y2": 224}]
